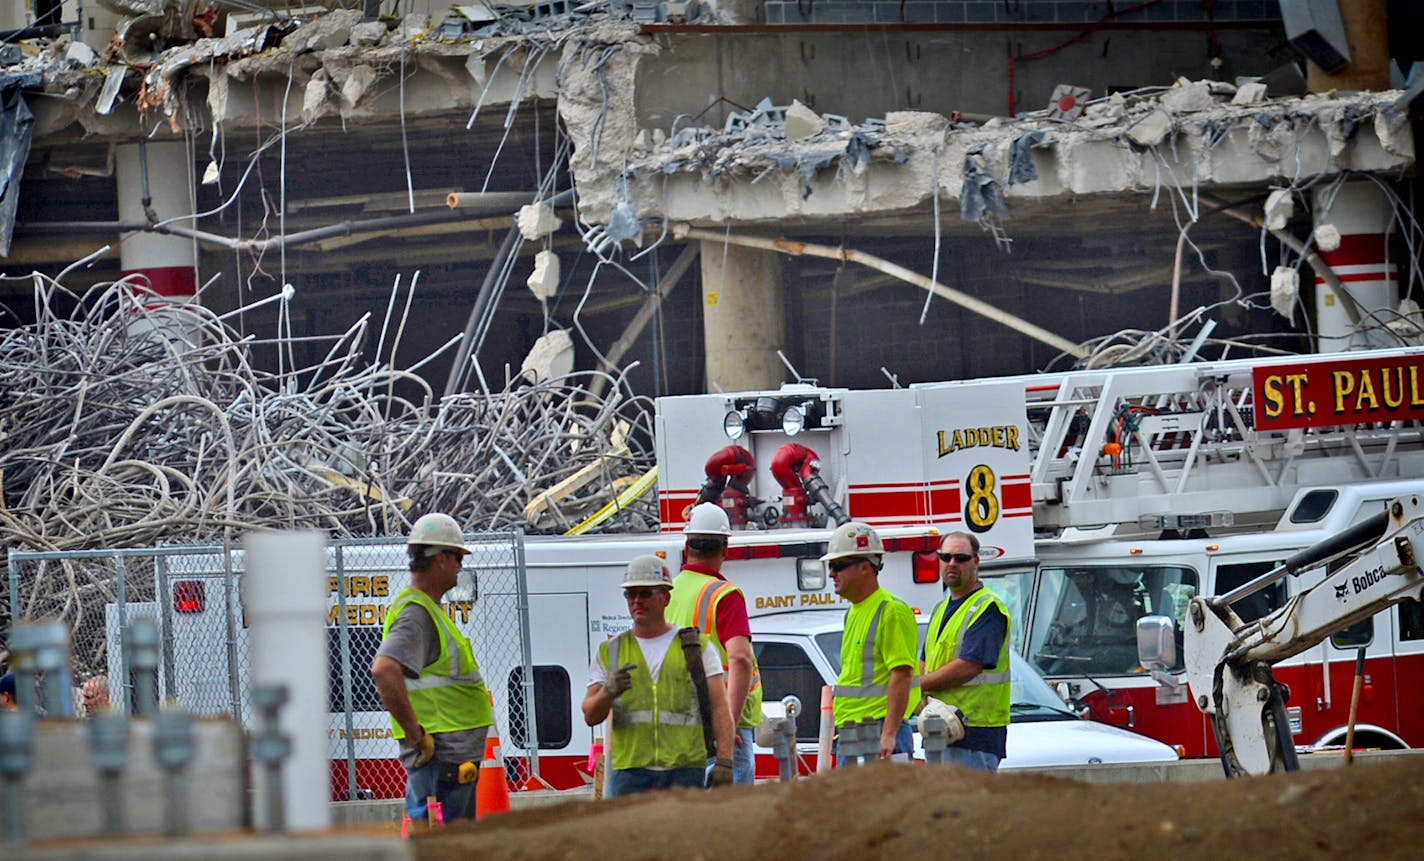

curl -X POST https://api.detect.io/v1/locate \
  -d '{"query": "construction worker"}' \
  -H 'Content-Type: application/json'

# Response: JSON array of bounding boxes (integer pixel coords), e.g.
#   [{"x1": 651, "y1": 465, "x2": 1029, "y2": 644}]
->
[
  {"x1": 0, "y1": 672, "x2": 15, "y2": 711},
  {"x1": 666, "y1": 502, "x2": 763, "y2": 785},
  {"x1": 82, "y1": 675, "x2": 110, "y2": 716},
  {"x1": 920, "y1": 531, "x2": 1011, "y2": 772},
  {"x1": 823, "y1": 522, "x2": 918, "y2": 761},
  {"x1": 582, "y1": 554, "x2": 735, "y2": 797},
  {"x1": 371, "y1": 512, "x2": 493, "y2": 822}
]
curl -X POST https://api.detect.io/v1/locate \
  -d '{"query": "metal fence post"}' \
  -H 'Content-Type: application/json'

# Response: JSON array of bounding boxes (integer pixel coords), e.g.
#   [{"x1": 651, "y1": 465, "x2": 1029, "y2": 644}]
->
[
  {"x1": 6, "y1": 549, "x2": 18, "y2": 634},
  {"x1": 511, "y1": 529, "x2": 539, "y2": 781},
  {"x1": 222, "y1": 540, "x2": 241, "y2": 720},
  {"x1": 115, "y1": 556, "x2": 129, "y2": 714},
  {"x1": 155, "y1": 554, "x2": 176, "y2": 702},
  {"x1": 333, "y1": 542, "x2": 359, "y2": 800}
]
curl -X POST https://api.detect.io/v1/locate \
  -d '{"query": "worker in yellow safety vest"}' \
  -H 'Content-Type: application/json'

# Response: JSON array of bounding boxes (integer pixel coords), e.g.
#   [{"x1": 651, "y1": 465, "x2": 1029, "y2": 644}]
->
[
  {"x1": 920, "y1": 531, "x2": 1011, "y2": 772},
  {"x1": 583, "y1": 554, "x2": 735, "y2": 797},
  {"x1": 666, "y1": 502, "x2": 764, "y2": 784},
  {"x1": 824, "y1": 522, "x2": 919, "y2": 762},
  {"x1": 371, "y1": 512, "x2": 493, "y2": 821}
]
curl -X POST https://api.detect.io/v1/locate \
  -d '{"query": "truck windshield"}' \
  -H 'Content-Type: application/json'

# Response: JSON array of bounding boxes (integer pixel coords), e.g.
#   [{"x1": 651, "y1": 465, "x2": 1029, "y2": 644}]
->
[{"x1": 1027, "y1": 565, "x2": 1196, "y2": 677}]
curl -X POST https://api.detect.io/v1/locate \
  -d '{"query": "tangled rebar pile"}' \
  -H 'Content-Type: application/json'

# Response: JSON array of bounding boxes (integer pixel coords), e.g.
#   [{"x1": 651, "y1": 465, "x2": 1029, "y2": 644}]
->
[{"x1": 0, "y1": 275, "x2": 658, "y2": 555}]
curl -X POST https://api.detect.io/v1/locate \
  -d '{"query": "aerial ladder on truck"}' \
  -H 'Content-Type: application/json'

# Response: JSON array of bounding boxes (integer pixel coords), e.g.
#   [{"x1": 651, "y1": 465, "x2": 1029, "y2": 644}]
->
[
  {"x1": 1136, "y1": 490, "x2": 1424, "y2": 777},
  {"x1": 1019, "y1": 347, "x2": 1424, "y2": 538}
]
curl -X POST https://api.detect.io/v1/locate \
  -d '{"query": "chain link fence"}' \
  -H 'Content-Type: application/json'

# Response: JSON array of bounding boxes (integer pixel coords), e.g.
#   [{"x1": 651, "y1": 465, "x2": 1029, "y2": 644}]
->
[{"x1": 6, "y1": 531, "x2": 534, "y2": 802}]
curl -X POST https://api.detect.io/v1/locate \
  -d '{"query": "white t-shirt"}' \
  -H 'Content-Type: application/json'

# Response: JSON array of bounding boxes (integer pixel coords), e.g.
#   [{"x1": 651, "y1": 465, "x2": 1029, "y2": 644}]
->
[{"x1": 586, "y1": 627, "x2": 723, "y2": 688}]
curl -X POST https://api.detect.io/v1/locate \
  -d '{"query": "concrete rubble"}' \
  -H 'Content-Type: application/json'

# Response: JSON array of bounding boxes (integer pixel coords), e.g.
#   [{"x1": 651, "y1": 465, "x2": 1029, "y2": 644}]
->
[
  {"x1": 2, "y1": 7, "x2": 1413, "y2": 242},
  {"x1": 611, "y1": 78, "x2": 1414, "y2": 230}
]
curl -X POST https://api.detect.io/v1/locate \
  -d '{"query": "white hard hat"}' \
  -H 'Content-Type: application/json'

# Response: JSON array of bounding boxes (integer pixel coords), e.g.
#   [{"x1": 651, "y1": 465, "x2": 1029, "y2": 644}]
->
[
  {"x1": 920, "y1": 698, "x2": 967, "y2": 745},
  {"x1": 819, "y1": 522, "x2": 884, "y2": 563},
  {"x1": 622, "y1": 554, "x2": 674, "y2": 590},
  {"x1": 408, "y1": 512, "x2": 470, "y2": 556},
  {"x1": 684, "y1": 502, "x2": 732, "y2": 537}
]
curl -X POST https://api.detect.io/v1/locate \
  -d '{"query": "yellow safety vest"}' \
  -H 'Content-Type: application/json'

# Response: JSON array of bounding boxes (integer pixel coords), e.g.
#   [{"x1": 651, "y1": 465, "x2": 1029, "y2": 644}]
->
[
  {"x1": 923, "y1": 588, "x2": 1011, "y2": 728},
  {"x1": 832, "y1": 588, "x2": 920, "y2": 726},
  {"x1": 667, "y1": 568, "x2": 764, "y2": 729},
  {"x1": 382, "y1": 588, "x2": 493, "y2": 737},
  {"x1": 598, "y1": 630, "x2": 710, "y2": 770}
]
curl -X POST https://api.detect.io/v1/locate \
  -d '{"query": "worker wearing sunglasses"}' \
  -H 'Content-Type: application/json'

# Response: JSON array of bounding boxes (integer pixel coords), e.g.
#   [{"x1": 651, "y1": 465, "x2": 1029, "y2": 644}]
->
[
  {"x1": 919, "y1": 531, "x2": 1011, "y2": 772},
  {"x1": 822, "y1": 522, "x2": 918, "y2": 763}
]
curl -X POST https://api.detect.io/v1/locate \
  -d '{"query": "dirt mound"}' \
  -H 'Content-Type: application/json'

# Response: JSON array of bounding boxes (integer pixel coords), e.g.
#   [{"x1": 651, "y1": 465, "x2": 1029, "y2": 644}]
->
[{"x1": 412, "y1": 757, "x2": 1424, "y2": 861}]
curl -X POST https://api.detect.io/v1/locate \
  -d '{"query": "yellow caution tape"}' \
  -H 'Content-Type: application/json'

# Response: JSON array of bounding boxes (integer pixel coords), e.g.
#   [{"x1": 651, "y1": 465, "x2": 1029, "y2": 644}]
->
[{"x1": 564, "y1": 467, "x2": 658, "y2": 536}]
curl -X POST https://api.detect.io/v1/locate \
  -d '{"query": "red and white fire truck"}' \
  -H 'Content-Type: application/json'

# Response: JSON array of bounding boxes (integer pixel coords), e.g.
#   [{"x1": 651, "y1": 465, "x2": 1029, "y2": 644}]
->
[
  {"x1": 654, "y1": 346, "x2": 1424, "y2": 761},
  {"x1": 120, "y1": 345, "x2": 1424, "y2": 794}
]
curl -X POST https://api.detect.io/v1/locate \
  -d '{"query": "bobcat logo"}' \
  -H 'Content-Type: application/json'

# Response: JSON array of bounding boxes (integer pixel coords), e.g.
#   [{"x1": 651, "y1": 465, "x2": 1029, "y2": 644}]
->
[{"x1": 1334, "y1": 582, "x2": 1349, "y2": 601}]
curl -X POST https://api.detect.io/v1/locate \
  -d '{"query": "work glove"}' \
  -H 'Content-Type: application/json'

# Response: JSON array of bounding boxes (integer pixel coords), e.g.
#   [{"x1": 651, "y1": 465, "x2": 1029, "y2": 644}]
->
[
  {"x1": 605, "y1": 663, "x2": 637, "y2": 700},
  {"x1": 708, "y1": 758, "x2": 734, "y2": 788},
  {"x1": 410, "y1": 727, "x2": 436, "y2": 769}
]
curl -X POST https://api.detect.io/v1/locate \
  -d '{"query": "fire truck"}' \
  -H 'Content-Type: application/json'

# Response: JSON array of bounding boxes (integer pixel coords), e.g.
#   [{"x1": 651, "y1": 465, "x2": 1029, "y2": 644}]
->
[
  {"x1": 655, "y1": 346, "x2": 1424, "y2": 761},
  {"x1": 114, "y1": 346, "x2": 1423, "y2": 793}
]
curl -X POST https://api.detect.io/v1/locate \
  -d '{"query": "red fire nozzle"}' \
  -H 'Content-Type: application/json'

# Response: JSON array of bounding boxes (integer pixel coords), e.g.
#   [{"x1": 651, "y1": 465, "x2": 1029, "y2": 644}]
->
[
  {"x1": 770, "y1": 443, "x2": 820, "y2": 491},
  {"x1": 770, "y1": 443, "x2": 848, "y2": 527},
  {"x1": 696, "y1": 445, "x2": 755, "y2": 504}
]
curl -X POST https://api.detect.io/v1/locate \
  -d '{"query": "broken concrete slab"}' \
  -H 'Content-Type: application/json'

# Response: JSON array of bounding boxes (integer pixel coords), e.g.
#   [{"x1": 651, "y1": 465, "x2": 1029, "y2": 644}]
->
[
  {"x1": 527, "y1": 250, "x2": 560, "y2": 300},
  {"x1": 351, "y1": 21, "x2": 387, "y2": 47},
  {"x1": 1263, "y1": 188, "x2": 1294, "y2": 231},
  {"x1": 284, "y1": 9, "x2": 362, "y2": 53},
  {"x1": 340, "y1": 64, "x2": 378, "y2": 110},
  {"x1": 1160, "y1": 80, "x2": 1216, "y2": 114},
  {"x1": 303, "y1": 67, "x2": 332, "y2": 122},
  {"x1": 607, "y1": 84, "x2": 1413, "y2": 233},
  {"x1": 518, "y1": 202, "x2": 563, "y2": 239},
  {"x1": 783, "y1": 99, "x2": 825, "y2": 141},
  {"x1": 1125, "y1": 109, "x2": 1171, "y2": 146},
  {"x1": 1232, "y1": 82, "x2": 1268, "y2": 105}
]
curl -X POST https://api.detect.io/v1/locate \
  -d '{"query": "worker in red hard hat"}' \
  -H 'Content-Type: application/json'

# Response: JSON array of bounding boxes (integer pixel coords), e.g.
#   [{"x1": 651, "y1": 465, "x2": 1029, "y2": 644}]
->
[
  {"x1": 371, "y1": 513, "x2": 493, "y2": 822},
  {"x1": 666, "y1": 502, "x2": 763, "y2": 785}
]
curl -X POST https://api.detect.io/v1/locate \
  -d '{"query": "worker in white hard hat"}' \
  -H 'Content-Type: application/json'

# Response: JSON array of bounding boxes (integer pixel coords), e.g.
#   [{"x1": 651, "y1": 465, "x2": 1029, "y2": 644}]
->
[
  {"x1": 920, "y1": 531, "x2": 1011, "y2": 772},
  {"x1": 371, "y1": 513, "x2": 493, "y2": 822},
  {"x1": 822, "y1": 522, "x2": 919, "y2": 762},
  {"x1": 666, "y1": 502, "x2": 763, "y2": 785},
  {"x1": 582, "y1": 554, "x2": 735, "y2": 797}
]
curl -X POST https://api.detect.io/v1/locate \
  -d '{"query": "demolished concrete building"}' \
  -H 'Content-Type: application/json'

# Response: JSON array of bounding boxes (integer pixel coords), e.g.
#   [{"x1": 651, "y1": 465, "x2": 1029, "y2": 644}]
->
[{"x1": 0, "y1": 3, "x2": 1420, "y2": 461}]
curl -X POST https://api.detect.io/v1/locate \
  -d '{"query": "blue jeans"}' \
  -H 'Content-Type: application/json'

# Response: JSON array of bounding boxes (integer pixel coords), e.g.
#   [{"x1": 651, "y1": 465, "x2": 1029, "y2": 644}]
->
[
  {"x1": 836, "y1": 719, "x2": 914, "y2": 767},
  {"x1": 608, "y1": 767, "x2": 706, "y2": 797},
  {"x1": 940, "y1": 746, "x2": 1001, "y2": 772},
  {"x1": 405, "y1": 758, "x2": 477, "y2": 822},
  {"x1": 704, "y1": 727, "x2": 756, "y2": 785}
]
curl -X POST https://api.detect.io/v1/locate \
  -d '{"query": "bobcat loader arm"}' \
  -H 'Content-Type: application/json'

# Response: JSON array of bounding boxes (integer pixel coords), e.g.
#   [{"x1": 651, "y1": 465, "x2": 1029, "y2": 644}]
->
[{"x1": 1140, "y1": 492, "x2": 1424, "y2": 777}]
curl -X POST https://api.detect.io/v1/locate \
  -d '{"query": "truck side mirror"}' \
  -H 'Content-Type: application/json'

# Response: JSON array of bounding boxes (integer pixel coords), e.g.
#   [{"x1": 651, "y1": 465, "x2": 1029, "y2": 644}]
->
[{"x1": 1136, "y1": 615, "x2": 1176, "y2": 672}]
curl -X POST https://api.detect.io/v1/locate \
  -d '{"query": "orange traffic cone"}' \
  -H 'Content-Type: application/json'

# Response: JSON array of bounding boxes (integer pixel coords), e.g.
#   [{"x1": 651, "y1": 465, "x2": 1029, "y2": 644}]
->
[{"x1": 475, "y1": 727, "x2": 511, "y2": 817}]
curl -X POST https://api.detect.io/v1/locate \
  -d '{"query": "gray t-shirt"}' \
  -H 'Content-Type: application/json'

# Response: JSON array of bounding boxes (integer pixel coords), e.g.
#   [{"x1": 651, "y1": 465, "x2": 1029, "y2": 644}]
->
[{"x1": 376, "y1": 602, "x2": 487, "y2": 768}]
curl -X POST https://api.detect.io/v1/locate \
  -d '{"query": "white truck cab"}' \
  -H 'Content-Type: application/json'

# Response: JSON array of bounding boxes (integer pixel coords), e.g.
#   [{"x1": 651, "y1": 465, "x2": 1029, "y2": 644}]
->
[{"x1": 750, "y1": 609, "x2": 1179, "y2": 773}]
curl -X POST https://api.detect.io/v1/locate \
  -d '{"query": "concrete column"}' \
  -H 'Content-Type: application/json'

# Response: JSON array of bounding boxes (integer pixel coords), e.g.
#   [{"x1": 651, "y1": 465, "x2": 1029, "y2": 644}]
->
[
  {"x1": 1305, "y1": 0, "x2": 1389, "y2": 93},
  {"x1": 116, "y1": 141, "x2": 200, "y2": 349},
  {"x1": 1311, "y1": 180, "x2": 1398, "y2": 352},
  {"x1": 700, "y1": 241, "x2": 785, "y2": 392}
]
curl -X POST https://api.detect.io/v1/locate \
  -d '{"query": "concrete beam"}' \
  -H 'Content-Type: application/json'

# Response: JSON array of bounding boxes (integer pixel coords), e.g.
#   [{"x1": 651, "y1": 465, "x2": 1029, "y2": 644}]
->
[{"x1": 607, "y1": 88, "x2": 1414, "y2": 230}]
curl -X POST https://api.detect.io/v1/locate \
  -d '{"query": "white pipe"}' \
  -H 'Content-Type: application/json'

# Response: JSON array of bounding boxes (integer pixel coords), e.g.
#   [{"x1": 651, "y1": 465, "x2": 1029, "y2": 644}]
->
[
  {"x1": 816, "y1": 684, "x2": 834, "y2": 772},
  {"x1": 673, "y1": 225, "x2": 1088, "y2": 360},
  {"x1": 243, "y1": 530, "x2": 330, "y2": 832}
]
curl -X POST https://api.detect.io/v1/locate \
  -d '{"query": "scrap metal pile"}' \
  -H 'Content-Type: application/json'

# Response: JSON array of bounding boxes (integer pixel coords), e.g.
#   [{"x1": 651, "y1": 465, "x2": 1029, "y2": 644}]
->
[{"x1": 0, "y1": 274, "x2": 658, "y2": 555}]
